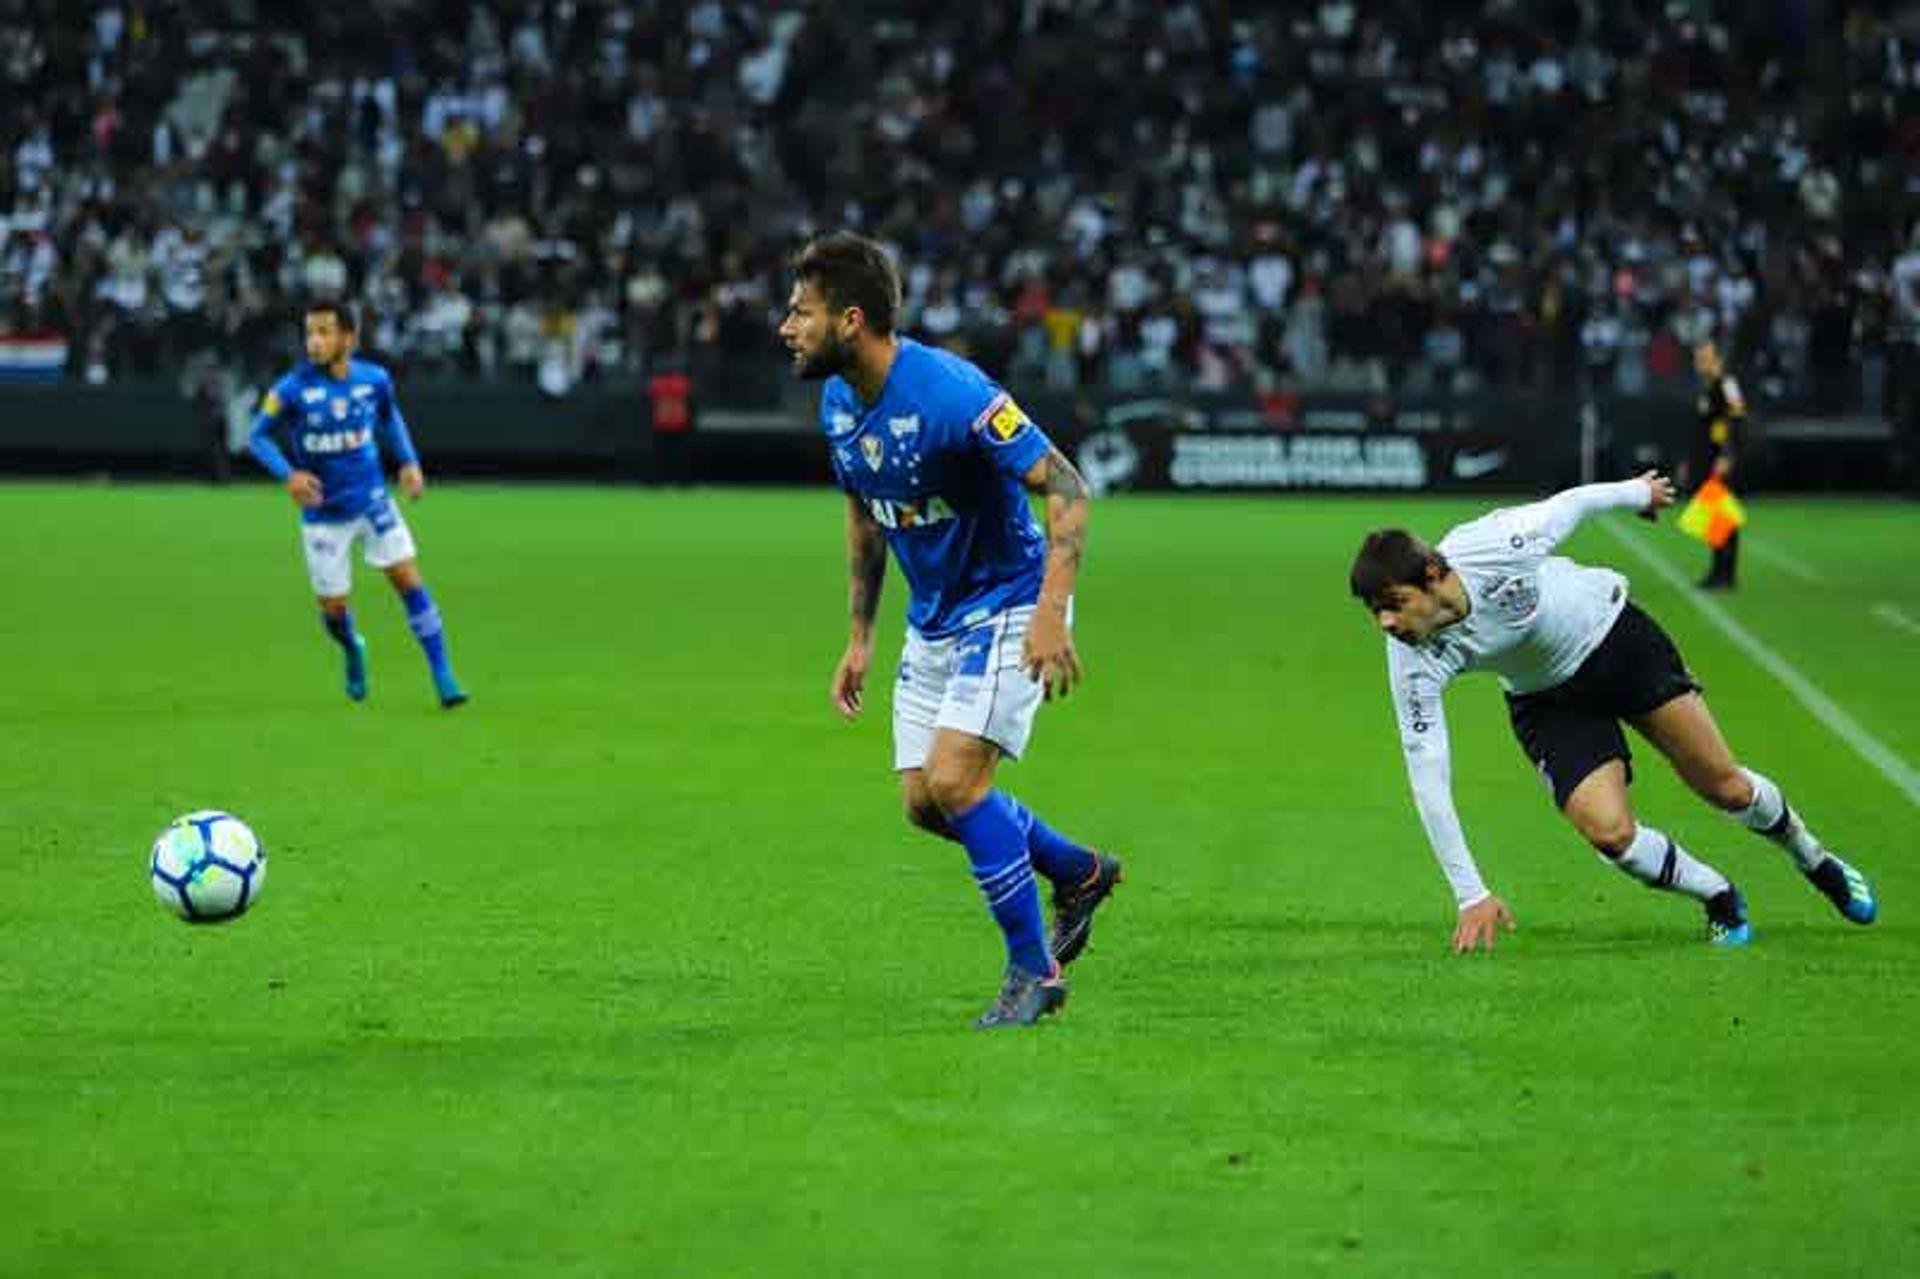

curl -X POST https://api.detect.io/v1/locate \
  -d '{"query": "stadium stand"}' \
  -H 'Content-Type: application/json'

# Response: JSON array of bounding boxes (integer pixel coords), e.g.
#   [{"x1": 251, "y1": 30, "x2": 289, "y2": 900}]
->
[{"x1": 1, "y1": 1, "x2": 1916, "y2": 422}]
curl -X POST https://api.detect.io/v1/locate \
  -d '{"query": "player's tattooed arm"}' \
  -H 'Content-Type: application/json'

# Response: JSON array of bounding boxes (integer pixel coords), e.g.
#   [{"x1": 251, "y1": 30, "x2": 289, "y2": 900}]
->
[
  {"x1": 834, "y1": 496, "x2": 886, "y2": 719},
  {"x1": 1020, "y1": 445, "x2": 1090, "y2": 699},
  {"x1": 845, "y1": 494, "x2": 887, "y2": 639},
  {"x1": 1026, "y1": 445, "x2": 1090, "y2": 591}
]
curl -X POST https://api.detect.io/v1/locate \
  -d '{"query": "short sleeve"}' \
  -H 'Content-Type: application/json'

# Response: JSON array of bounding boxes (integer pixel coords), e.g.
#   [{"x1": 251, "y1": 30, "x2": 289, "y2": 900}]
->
[{"x1": 968, "y1": 391, "x2": 1051, "y2": 478}]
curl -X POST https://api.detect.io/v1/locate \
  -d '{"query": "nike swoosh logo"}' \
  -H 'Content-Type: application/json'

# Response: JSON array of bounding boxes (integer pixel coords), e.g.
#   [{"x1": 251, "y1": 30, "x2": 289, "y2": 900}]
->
[{"x1": 1453, "y1": 449, "x2": 1508, "y2": 479}]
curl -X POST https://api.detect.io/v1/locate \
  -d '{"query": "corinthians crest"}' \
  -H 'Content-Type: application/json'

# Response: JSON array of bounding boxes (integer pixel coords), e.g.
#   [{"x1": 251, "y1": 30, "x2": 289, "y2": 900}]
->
[
  {"x1": 1482, "y1": 573, "x2": 1540, "y2": 621},
  {"x1": 860, "y1": 435, "x2": 885, "y2": 470}
]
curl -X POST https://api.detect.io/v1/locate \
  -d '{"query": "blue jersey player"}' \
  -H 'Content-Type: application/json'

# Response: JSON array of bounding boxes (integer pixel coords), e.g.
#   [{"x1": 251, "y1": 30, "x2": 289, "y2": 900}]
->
[
  {"x1": 780, "y1": 233, "x2": 1123, "y2": 1028},
  {"x1": 248, "y1": 301, "x2": 468, "y2": 708}
]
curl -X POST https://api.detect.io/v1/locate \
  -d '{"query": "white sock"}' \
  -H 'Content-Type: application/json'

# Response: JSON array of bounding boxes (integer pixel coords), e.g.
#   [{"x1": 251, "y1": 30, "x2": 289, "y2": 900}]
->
[
  {"x1": 1612, "y1": 823, "x2": 1731, "y2": 903},
  {"x1": 1735, "y1": 767, "x2": 1826, "y2": 871}
]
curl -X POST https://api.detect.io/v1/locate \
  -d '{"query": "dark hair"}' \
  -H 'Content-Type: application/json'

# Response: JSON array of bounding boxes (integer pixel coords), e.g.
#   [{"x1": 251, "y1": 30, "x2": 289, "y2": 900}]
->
[
  {"x1": 791, "y1": 232, "x2": 900, "y2": 335},
  {"x1": 1349, "y1": 529, "x2": 1448, "y2": 609},
  {"x1": 305, "y1": 298, "x2": 358, "y2": 332}
]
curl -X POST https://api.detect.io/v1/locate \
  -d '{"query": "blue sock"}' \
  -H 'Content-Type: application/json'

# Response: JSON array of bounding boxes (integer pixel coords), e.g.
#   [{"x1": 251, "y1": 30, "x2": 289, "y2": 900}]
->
[
  {"x1": 1002, "y1": 793, "x2": 1099, "y2": 887},
  {"x1": 947, "y1": 792, "x2": 1052, "y2": 977},
  {"x1": 400, "y1": 585, "x2": 452, "y2": 676},
  {"x1": 321, "y1": 609, "x2": 359, "y2": 651}
]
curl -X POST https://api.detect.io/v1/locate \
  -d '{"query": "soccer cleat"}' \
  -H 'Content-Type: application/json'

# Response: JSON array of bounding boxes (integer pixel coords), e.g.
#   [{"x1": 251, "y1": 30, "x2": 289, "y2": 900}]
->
[
  {"x1": 344, "y1": 635, "x2": 368, "y2": 702},
  {"x1": 1050, "y1": 852, "x2": 1124, "y2": 967},
  {"x1": 433, "y1": 669, "x2": 469, "y2": 710},
  {"x1": 1705, "y1": 885, "x2": 1752, "y2": 947},
  {"x1": 1806, "y1": 854, "x2": 1877, "y2": 925},
  {"x1": 973, "y1": 964, "x2": 1068, "y2": 1029}
]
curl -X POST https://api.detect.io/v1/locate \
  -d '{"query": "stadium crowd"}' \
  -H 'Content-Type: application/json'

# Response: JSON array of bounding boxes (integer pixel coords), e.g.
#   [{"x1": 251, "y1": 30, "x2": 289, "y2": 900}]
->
[{"x1": 2, "y1": 0, "x2": 1918, "y2": 415}]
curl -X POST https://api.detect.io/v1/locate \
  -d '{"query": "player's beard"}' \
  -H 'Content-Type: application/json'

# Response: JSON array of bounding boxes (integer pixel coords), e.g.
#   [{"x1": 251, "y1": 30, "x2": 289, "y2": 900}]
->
[{"x1": 792, "y1": 331, "x2": 852, "y2": 382}]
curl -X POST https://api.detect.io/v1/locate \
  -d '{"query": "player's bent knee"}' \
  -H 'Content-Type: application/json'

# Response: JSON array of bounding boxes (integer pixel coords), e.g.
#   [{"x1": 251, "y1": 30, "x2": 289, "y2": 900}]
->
[
  {"x1": 1700, "y1": 768, "x2": 1754, "y2": 811},
  {"x1": 922, "y1": 767, "x2": 987, "y2": 818},
  {"x1": 1574, "y1": 813, "x2": 1638, "y2": 858}
]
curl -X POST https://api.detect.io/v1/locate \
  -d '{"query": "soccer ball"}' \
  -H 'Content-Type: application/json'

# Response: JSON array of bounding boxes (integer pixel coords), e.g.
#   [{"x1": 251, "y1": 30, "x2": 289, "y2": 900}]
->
[{"x1": 150, "y1": 810, "x2": 267, "y2": 922}]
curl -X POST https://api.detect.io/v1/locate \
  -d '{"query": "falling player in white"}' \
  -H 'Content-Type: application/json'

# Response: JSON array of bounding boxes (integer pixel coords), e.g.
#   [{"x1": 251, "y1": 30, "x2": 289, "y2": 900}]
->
[{"x1": 1349, "y1": 472, "x2": 1878, "y2": 952}]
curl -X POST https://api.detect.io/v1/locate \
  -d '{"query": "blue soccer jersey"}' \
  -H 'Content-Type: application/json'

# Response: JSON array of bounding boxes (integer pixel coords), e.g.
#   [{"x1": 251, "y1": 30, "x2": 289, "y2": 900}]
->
[
  {"x1": 248, "y1": 358, "x2": 419, "y2": 524},
  {"x1": 819, "y1": 338, "x2": 1051, "y2": 638}
]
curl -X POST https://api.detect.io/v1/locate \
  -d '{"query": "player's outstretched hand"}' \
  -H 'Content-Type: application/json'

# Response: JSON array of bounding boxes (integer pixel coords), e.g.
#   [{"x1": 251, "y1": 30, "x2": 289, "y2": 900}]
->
[
  {"x1": 1635, "y1": 469, "x2": 1676, "y2": 512},
  {"x1": 1023, "y1": 606, "x2": 1083, "y2": 701},
  {"x1": 1451, "y1": 894, "x2": 1516, "y2": 954},
  {"x1": 830, "y1": 641, "x2": 871, "y2": 720},
  {"x1": 287, "y1": 470, "x2": 323, "y2": 508},
  {"x1": 398, "y1": 464, "x2": 425, "y2": 500}
]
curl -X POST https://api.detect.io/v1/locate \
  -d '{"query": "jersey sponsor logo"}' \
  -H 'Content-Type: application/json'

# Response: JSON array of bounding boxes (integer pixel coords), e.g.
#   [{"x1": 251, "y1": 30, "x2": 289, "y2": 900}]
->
[
  {"x1": 301, "y1": 387, "x2": 326, "y2": 404},
  {"x1": 888, "y1": 414, "x2": 920, "y2": 438},
  {"x1": 301, "y1": 427, "x2": 372, "y2": 454},
  {"x1": 860, "y1": 435, "x2": 885, "y2": 470},
  {"x1": 351, "y1": 384, "x2": 375, "y2": 399},
  {"x1": 828, "y1": 410, "x2": 858, "y2": 438},
  {"x1": 863, "y1": 494, "x2": 956, "y2": 530},
  {"x1": 1405, "y1": 687, "x2": 1432, "y2": 733}
]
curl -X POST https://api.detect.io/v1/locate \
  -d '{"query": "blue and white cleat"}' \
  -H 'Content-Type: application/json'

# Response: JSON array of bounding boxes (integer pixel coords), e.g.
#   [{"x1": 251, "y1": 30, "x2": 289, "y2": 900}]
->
[
  {"x1": 1806, "y1": 854, "x2": 1877, "y2": 925},
  {"x1": 344, "y1": 635, "x2": 368, "y2": 702},
  {"x1": 1706, "y1": 886, "x2": 1753, "y2": 947},
  {"x1": 433, "y1": 669, "x2": 469, "y2": 710}
]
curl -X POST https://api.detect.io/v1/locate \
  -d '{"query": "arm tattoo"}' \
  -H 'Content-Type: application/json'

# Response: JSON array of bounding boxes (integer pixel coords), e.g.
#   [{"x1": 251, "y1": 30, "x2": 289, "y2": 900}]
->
[
  {"x1": 1042, "y1": 445, "x2": 1089, "y2": 571},
  {"x1": 849, "y1": 522, "x2": 887, "y2": 627}
]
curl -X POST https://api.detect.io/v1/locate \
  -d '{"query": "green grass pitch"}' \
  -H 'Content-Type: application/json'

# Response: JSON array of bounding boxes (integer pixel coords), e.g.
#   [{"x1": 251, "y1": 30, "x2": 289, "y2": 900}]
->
[{"x1": 2, "y1": 481, "x2": 1916, "y2": 1278}]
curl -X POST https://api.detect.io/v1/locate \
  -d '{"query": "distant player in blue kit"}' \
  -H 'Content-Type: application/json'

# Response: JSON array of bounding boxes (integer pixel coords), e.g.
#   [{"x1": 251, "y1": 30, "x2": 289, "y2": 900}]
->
[
  {"x1": 779, "y1": 232, "x2": 1122, "y2": 1029},
  {"x1": 248, "y1": 301, "x2": 468, "y2": 709}
]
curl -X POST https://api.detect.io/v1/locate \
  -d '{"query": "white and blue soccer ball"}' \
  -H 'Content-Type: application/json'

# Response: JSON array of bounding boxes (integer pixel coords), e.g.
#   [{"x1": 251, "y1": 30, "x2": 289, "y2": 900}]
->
[{"x1": 150, "y1": 810, "x2": 267, "y2": 922}]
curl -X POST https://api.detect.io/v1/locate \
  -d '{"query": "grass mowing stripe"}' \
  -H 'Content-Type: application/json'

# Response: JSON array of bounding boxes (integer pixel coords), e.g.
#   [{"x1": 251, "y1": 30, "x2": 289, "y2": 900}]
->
[
  {"x1": 1604, "y1": 518, "x2": 1920, "y2": 809},
  {"x1": 1869, "y1": 603, "x2": 1920, "y2": 639},
  {"x1": 1742, "y1": 537, "x2": 1825, "y2": 583}
]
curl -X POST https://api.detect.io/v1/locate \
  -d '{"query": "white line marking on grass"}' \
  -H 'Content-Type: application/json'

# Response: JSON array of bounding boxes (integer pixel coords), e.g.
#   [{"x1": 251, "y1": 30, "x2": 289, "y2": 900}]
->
[
  {"x1": 1871, "y1": 604, "x2": 1920, "y2": 638},
  {"x1": 1604, "y1": 521, "x2": 1920, "y2": 810},
  {"x1": 1744, "y1": 539, "x2": 1825, "y2": 583}
]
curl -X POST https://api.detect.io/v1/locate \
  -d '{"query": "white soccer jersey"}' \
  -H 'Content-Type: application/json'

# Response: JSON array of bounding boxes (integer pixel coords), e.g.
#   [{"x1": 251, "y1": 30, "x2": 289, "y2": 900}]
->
[{"x1": 1382, "y1": 479, "x2": 1653, "y2": 906}]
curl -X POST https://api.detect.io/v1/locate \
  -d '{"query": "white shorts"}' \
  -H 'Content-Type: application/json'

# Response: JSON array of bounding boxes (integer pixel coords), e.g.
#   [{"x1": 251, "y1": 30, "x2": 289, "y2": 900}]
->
[
  {"x1": 300, "y1": 506, "x2": 417, "y2": 597},
  {"x1": 893, "y1": 604, "x2": 1051, "y2": 770}
]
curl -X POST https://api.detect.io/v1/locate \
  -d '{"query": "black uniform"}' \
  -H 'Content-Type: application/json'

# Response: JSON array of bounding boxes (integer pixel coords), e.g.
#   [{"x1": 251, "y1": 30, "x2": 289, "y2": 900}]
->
[{"x1": 1694, "y1": 369, "x2": 1746, "y2": 589}]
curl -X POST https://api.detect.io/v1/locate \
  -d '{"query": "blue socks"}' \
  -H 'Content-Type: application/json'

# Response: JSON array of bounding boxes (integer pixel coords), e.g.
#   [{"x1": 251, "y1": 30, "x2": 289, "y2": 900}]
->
[
  {"x1": 947, "y1": 792, "x2": 1052, "y2": 977},
  {"x1": 400, "y1": 585, "x2": 453, "y2": 677},
  {"x1": 1002, "y1": 793, "x2": 1099, "y2": 886}
]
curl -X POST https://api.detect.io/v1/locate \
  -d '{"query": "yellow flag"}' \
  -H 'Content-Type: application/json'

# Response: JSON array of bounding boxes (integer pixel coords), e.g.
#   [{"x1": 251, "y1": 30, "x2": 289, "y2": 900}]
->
[{"x1": 1677, "y1": 477, "x2": 1746, "y2": 549}]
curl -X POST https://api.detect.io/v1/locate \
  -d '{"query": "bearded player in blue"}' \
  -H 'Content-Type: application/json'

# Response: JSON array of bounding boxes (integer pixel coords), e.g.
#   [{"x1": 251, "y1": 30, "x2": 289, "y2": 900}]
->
[
  {"x1": 248, "y1": 300, "x2": 468, "y2": 708},
  {"x1": 780, "y1": 233, "x2": 1123, "y2": 1028}
]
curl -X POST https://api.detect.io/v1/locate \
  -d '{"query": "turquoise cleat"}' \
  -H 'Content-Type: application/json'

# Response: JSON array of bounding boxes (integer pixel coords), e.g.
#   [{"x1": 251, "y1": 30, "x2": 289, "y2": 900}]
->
[
  {"x1": 344, "y1": 635, "x2": 368, "y2": 702},
  {"x1": 1706, "y1": 886, "x2": 1753, "y2": 947},
  {"x1": 434, "y1": 668, "x2": 469, "y2": 710},
  {"x1": 1806, "y1": 854, "x2": 1877, "y2": 925}
]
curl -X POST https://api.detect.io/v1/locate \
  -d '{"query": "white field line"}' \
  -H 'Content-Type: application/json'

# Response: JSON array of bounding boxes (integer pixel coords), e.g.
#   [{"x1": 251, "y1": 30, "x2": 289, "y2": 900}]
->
[
  {"x1": 1603, "y1": 521, "x2": 1920, "y2": 810},
  {"x1": 1870, "y1": 603, "x2": 1920, "y2": 639},
  {"x1": 1743, "y1": 538, "x2": 1826, "y2": 583}
]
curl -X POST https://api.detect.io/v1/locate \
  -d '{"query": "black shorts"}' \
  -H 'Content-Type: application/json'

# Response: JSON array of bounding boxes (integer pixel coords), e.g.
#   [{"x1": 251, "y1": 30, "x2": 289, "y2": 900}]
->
[{"x1": 1504, "y1": 602, "x2": 1701, "y2": 809}]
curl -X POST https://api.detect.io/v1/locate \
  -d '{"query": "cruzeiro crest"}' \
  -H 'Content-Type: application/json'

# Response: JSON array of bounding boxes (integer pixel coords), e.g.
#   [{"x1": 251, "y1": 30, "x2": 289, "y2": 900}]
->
[{"x1": 860, "y1": 434, "x2": 885, "y2": 471}]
